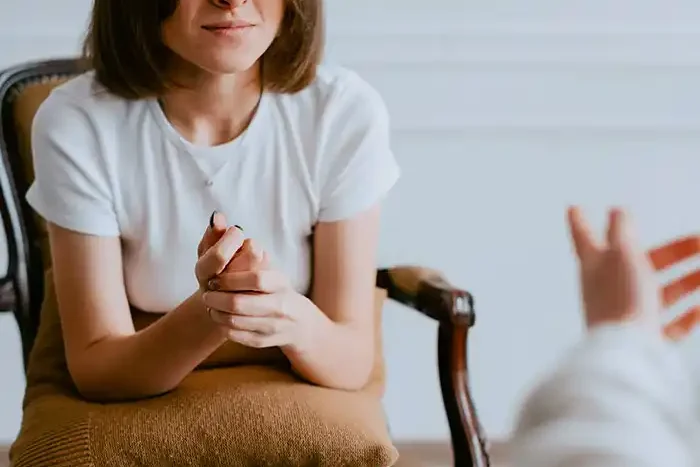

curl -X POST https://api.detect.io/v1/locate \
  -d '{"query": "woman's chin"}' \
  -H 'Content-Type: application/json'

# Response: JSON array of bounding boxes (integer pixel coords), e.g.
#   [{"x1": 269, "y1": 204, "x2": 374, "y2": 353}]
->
[{"x1": 193, "y1": 56, "x2": 260, "y2": 76}]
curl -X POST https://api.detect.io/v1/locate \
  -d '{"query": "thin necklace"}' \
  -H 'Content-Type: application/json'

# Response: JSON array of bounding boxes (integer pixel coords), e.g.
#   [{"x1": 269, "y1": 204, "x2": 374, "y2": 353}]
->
[{"x1": 157, "y1": 84, "x2": 264, "y2": 189}]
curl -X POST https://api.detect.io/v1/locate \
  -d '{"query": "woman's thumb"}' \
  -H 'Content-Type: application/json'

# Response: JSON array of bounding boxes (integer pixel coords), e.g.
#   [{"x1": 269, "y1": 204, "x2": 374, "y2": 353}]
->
[{"x1": 197, "y1": 211, "x2": 228, "y2": 257}]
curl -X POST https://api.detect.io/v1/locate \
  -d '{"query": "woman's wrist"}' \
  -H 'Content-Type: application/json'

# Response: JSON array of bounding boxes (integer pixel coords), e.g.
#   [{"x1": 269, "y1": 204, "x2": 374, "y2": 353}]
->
[
  {"x1": 279, "y1": 293, "x2": 327, "y2": 355},
  {"x1": 184, "y1": 290, "x2": 231, "y2": 342},
  {"x1": 281, "y1": 315, "x2": 373, "y2": 390}
]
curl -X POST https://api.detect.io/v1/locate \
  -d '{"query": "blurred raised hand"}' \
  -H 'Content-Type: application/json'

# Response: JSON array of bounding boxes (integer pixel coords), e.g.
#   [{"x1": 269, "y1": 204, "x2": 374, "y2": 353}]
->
[
  {"x1": 648, "y1": 234, "x2": 700, "y2": 340},
  {"x1": 568, "y1": 206, "x2": 700, "y2": 339},
  {"x1": 568, "y1": 207, "x2": 660, "y2": 331}
]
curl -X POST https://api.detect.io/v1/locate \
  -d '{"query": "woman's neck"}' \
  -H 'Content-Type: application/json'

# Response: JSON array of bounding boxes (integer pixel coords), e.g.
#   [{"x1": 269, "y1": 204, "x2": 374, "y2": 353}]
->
[{"x1": 159, "y1": 65, "x2": 262, "y2": 147}]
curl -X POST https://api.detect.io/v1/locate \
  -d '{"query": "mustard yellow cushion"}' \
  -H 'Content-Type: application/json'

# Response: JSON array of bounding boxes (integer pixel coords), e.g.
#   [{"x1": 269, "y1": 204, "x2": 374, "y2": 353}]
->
[{"x1": 11, "y1": 273, "x2": 397, "y2": 466}]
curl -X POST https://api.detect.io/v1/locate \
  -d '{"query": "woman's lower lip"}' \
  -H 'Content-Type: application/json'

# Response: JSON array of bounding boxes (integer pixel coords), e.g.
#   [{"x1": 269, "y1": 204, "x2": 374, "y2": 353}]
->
[{"x1": 203, "y1": 26, "x2": 252, "y2": 36}]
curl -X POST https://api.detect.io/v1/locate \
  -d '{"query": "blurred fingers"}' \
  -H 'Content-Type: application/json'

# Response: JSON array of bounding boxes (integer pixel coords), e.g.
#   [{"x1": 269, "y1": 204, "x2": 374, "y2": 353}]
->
[
  {"x1": 661, "y1": 270, "x2": 700, "y2": 309},
  {"x1": 567, "y1": 206, "x2": 601, "y2": 261},
  {"x1": 664, "y1": 306, "x2": 700, "y2": 341},
  {"x1": 648, "y1": 236, "x2": 700, "y2": 271}
]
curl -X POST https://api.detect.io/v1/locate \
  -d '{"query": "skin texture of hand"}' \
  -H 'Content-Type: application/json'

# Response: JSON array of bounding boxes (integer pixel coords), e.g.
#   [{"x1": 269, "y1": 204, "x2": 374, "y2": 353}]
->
[
  {"x1": 203, "y1": 244, "x2": 328, "y2": 351},
  {"x1": 196, "y1": 211, "x2": 325, "y2": 351},
  {"x1": 568, "y1": 206, "x2": 661, "y2": 330},
  {"x1": 196, "y1": 206, "x2": 380, "y2": 391}
]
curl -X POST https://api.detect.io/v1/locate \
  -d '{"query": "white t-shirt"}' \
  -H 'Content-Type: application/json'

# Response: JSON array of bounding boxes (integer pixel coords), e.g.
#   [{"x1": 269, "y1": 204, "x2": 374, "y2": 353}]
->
[{"x1": 26, "y1": 65, "x2": 400, "y2": 313}]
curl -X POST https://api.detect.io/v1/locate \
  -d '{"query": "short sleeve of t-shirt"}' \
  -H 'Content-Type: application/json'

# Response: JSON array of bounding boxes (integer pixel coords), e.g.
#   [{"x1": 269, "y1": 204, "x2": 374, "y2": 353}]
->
[
  {"x1": 316, "y1": 72, "x2": 400, "y2": 222},
  {"x1": 25, "y1": 91, "x2": 120, "y2": 236}
]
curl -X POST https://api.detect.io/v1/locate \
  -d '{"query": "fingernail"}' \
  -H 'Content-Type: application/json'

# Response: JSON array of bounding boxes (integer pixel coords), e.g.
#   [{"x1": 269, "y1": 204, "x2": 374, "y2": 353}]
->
[
  {"x1": 234, "y1": 224, "x2": 243, "y2": 232},
  {"x1": 208, "y1": 279, "x2": 219, "y2": 291},
  {"x1": 209, "y1": 211, "x2": 217, "y2": 229}
]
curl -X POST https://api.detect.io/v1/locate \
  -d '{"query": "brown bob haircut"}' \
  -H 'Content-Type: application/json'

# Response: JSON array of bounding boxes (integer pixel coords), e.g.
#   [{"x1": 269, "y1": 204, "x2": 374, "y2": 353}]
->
[{"x1": 82, "y1": 0, "x2": 324, "y2": 99}]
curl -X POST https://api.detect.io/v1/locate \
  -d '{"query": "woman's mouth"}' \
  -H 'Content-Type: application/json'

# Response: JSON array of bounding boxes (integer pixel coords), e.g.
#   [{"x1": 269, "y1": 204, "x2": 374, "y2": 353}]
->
[{"x1": 202, "y1": 20, "x2": 254, "y2": 36}]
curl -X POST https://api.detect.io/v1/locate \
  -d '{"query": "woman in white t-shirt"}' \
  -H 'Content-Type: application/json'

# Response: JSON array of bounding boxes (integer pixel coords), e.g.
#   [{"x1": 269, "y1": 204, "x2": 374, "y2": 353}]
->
[
  {"x1": 510, "y1": 207, "x2": 700, "y2": 467},
  {"x1": 24, "y1": 0, "x2": 399, "y2": 401}
]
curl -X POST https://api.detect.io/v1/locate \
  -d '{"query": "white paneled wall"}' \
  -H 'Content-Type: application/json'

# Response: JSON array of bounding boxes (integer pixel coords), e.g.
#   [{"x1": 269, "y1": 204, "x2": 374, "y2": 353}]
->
[{"x1": 1, "y1": 0, "x2": 700, "y2": 444}]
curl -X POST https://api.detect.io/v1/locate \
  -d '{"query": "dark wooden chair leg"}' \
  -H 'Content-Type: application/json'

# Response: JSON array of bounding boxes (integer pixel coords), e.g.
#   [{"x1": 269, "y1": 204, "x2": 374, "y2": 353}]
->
[
  {"x1": 377, "y1": 266, "x2": 490, "y2": 467},
  {"x1": 438, "y1": 322, "x2": 490, "y2": 467}
]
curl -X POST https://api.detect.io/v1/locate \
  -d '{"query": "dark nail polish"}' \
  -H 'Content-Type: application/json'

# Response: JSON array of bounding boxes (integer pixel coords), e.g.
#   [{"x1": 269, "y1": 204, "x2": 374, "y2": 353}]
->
[
  {"x1": 208, "y1": 279, "x2": 219, "y2": 291},
  {"x1": 209, "y1": 211, "x2": 217, "y2": 229},
  {"x1": 234, "y1": 224, "x2": 243, "y2": 232}
]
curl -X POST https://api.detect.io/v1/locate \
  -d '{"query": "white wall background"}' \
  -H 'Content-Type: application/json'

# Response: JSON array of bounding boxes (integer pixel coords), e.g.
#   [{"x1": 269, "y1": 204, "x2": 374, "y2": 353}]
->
[{"x1": 2, "y1": 0, "x2": 700, "y2": 445}]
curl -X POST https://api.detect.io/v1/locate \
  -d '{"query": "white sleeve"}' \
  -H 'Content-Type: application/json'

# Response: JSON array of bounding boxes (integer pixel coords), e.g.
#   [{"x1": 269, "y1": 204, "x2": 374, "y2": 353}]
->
[
  {"x1": 511, "y1": 323, "x2": 697, "y2": 467},
  {"x1": 316, "y1": 73, "x2": 400, "y2": 223},
  {"x1": 25, "y1": 93, "x2": 120, "y2": 236}
]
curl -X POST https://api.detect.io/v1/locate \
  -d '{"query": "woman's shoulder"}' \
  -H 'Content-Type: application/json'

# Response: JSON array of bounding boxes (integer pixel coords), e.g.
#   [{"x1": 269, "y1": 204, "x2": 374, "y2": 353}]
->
[
  {"x1": 273, "y1": 65, "x2": 398, "y2": 223},
  {"x1": 311, "y1": 64, "x2": 380, "y2": 99},
  {"x1": 36, "y1": 71, "x2": 146, "y2": 132},
  {"x1": 272, "y1": 64, "x2": 388, "y2": 125}
]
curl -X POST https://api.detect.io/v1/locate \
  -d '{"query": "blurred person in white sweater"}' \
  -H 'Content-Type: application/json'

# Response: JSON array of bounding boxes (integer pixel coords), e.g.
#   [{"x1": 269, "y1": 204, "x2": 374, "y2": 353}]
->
[{"x1": 510, "y1": 207, "x2": 699, "y2": 467}]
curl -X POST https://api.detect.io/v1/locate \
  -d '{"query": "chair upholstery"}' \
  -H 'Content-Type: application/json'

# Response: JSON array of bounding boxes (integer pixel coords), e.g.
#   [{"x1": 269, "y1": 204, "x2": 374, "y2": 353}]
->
[
  {"x1": 11, "y1": 79, "x2": 67, "y2": 269},
  {"x1": 0, "y1": 59, "x2": 86, "y2": 369},
  {"x1": 0, "y1": 59, "x2": 489, "y2": 467}
]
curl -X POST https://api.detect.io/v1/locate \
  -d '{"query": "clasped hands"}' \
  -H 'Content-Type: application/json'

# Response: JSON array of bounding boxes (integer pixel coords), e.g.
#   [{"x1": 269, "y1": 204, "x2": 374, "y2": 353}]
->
[{"x1": 194, "y1": 212, "x2": 322, "y2": 351}]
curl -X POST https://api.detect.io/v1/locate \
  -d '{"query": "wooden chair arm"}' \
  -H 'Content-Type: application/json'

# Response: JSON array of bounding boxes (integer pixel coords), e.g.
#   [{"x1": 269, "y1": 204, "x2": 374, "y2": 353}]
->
[
  {"x1": 376, "y1": 266, "x2": 490, "y2": 467},
  {"x1": 376, "y1": 266, "x2": 474, "y2": 325}
]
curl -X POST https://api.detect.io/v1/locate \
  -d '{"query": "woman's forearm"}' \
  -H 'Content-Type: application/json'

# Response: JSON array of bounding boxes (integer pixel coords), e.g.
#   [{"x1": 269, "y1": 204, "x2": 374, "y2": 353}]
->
[
  {"x1": 71, "y1": 292, "x2": 228, "y2": 401},
  {"x1": 282, "y1": 312, "x2": 374, "y2": 391}
]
